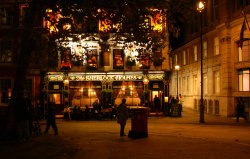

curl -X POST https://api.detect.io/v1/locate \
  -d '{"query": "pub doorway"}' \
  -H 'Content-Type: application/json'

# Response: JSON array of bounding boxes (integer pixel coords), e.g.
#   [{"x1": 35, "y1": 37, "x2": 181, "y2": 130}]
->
[{"x1": 48, "y1": 93, "x2": 64, "y2": 115}]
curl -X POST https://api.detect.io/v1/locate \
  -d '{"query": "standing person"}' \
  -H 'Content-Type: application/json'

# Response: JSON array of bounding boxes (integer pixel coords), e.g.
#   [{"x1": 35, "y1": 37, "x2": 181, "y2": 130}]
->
[
  {"x1": 93, "y1": 99, "x2": 99, "y2": 114},
  {"x1": 44, "y1": 103, "x2": 58, "y2": 135},
  {"x1": 178, "y1": 94, "x2": 183, "y2": 112},
  {"x1": 236, "y1": 98, "x2": 247, "y2": 122},
  {"x1": 154, "y1": 95, "x2": 161, "y2": 116},
  {"x1": 117, "y1": 98, "x2": 129, "y2": 137}
]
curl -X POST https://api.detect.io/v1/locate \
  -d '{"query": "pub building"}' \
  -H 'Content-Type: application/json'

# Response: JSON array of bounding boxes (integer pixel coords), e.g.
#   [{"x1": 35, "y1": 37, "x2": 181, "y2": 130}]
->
[
  {"x1": 42, "y1": 36, "x2": 169, "y2": 115},
  {"x1": 42, "y1": 6, "x2": 170, "y2": 116}
]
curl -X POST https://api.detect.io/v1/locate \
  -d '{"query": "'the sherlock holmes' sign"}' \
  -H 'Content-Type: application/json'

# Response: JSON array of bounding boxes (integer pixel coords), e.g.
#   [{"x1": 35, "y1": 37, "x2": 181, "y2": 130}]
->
[{"x1": 47, "y1": 71, "x2": 164, "y2": 82}]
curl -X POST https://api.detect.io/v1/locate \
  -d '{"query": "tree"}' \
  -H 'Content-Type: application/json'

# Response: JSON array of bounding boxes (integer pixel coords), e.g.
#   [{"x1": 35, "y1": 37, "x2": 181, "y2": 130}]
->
[{"x1": 6, "y1": 0, "x2": 193, "y2": 136}]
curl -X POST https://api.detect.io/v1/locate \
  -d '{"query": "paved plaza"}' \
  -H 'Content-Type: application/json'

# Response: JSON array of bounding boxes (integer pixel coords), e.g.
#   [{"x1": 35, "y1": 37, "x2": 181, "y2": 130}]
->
[{"x1": 1, "y1": 108, "x2": 250, "y2": 159}]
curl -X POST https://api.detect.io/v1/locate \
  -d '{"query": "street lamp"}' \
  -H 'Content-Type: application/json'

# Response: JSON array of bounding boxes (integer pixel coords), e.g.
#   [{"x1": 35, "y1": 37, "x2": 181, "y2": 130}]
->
[
  {"x1": 174, "y1": 65, "x2": 180, "y2": 98},
  {"x1": 197, "y1": 1, "x2": 205, "y2": 123},
  {"x1": 143, "y1": 76, "x2": 149, "y2": 88},
  {"x1": 143, "y1": 75, "x2": 149, "y2": 106}
]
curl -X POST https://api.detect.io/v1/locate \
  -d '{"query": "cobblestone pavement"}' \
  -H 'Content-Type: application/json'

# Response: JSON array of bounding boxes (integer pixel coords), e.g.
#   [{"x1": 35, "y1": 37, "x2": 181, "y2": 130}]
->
[{"x1": 1, "y1": 108, "x2": 250, "y2": 159}]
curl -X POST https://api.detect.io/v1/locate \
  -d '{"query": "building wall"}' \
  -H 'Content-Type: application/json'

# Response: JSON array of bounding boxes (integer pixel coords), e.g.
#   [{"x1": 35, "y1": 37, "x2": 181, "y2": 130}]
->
[{"x1": 170, "y1": 0, "x2": 250, "y2": 117}]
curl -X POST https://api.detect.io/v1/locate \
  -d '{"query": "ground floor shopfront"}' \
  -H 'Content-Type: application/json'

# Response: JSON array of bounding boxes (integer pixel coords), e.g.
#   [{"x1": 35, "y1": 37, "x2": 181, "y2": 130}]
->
[{"x1": 43, "y1": 70, "x2": 169, "y2": 115}]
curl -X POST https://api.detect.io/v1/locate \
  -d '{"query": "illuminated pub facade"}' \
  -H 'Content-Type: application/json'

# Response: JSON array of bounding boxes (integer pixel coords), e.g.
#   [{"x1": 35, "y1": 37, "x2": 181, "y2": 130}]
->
[{"x1": 43, "y1": 4, "x2": 170, "y2": 114}]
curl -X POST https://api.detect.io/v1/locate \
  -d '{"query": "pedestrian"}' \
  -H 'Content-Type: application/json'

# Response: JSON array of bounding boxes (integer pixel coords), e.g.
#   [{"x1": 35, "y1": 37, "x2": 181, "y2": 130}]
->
[
  {"x1": 154, "y1": 95, "x2": 161, "y2": 116},
  {"x1": 44, "y1": 103, "x2": 58, "y2": 135},
  {"x1": 178, "y1": 94, "x2": 183, "y2": 112},
  {"x1": 93, "y1": 99, "x2": 100, "y2": 115},
  {"x1": 117, "y1": 98, "x2": 129, "y2": 137},
  {"x1": 236, "y1": 98, "x2": 248, "y2": 122},
  {"x1": 167, "y1": 96, "x2": 173, "y2": 116}
]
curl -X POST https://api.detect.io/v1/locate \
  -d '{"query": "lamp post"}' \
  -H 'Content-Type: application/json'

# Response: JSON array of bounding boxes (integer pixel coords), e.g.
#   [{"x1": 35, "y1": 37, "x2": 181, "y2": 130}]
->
[
  {"x1": 197, "y1": 1, "x2": 205, "y2": 123},
  {"x1": 143, "y1": 76, "x2": 149, "y2": 106},
  {"x1": 174, "y1": 65, "x2": 180, "y2": 98}
]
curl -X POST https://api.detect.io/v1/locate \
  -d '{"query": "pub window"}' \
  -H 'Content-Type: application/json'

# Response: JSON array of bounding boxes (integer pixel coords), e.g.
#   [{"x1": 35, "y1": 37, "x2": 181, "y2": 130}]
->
[
  {"x1": 60, "y1": 47, "x2": 72, "y2": 71},
  {"x1": 238, "y1": 69, "x2": 250, "y2": 91},
  {"x1": 43, "y1": 8, "x2": 62, "y2": 34},
  {"x1": 150, "y1": 9, "x2": 163, "y2": 32},
  {"x1": 98, "y1": 9, "x2": 121, "y2": 33},
  {"x1": 0, "y1": 7, "x2": 13, "y2": 26},
  {"x1": 113, "y1": 49, "x2": 124, "y2": 70},
  {"x1": 0, "y1": 79, "x2": 12, "y2": 104},
  {"x1": 139, "y1": 55, "x2": 150, "y2": 69},
  {"x1": 86, "y1": 49, "x2": 98, "y2": 71},
  {"x1": 0, "y1": 40, "x2": 13, "y2": 63}
]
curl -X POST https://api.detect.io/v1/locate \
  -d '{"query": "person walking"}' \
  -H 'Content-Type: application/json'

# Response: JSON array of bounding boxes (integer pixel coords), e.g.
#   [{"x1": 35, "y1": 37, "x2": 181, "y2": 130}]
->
[
  {"x1": 117, "y1": 98, "x2": 129, "y2": 137},
  {"x1": 44, "y1": 103, "x2": 58, "y2": 135},
  {"x1": 154, "y1": 95, "x2": 161, "y2": 116},
  {"x1": 236, "y1": 98, "x2": 248, "y2": 122}
]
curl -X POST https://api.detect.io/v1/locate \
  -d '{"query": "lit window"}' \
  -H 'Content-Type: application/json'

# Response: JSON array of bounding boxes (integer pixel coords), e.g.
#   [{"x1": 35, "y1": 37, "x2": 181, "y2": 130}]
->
[
  {"x1": 175, "y1": 54, "x2": 178, "y2": 65},
  {"x1": 98, "y1": 9, "x2": 121, "y2": 33},
  {"x1": 203, "y1": 41, "x2": 207, "y2": 58},
  {"x1": 87, "y1": 49, "x2": 98, "y2": 71},
  {"x1": 238, "y1": 69, "x2": 250, "y2": 91},
  {"x1": 182, "y1": 50, "x2": 186, "y2": 65},
  {"x1": 193, "y1": 75, "x2": 198, "y2": 94},
  {"x1": 194, "y1": 45, "x2": 197, "y2": 61},
  {"x1": 150, "y1": 9, "x2": 163, "y2": 32},
  {"x1": 43, "y1": 8, "x2": 62, "y2": 34},
  {"x1": 214, "y1": 37, "x2": 219, "y2": 55},
  {"x1": 214, "y1": 71, "x2": 220, "y2": 93}
]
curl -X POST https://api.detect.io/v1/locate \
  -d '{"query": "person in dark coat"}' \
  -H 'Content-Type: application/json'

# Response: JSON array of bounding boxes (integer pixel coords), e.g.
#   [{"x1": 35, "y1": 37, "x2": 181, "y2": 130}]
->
[
  {"x1": 154, "y1": 95, "x2": 161, "y2": 115},
  {"x1": 236, "y1": 98, "x2": 248, "y2": 122},
  {"x1": 117, "y1": 98, "x2": 129, "y2": 136},
  {"x1": 44, "y1": 103, "x2": 58, "y2": 135}
]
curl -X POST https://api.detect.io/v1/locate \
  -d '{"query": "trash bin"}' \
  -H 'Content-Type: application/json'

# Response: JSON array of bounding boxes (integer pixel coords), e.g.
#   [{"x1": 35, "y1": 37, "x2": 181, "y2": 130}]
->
[{"x1": 128, "y1": 106, "x2": 149, "y2": 138}]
